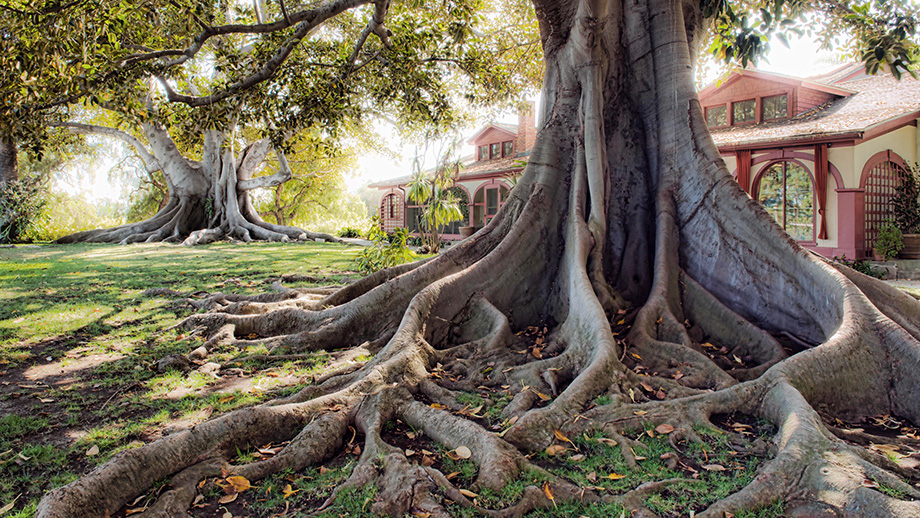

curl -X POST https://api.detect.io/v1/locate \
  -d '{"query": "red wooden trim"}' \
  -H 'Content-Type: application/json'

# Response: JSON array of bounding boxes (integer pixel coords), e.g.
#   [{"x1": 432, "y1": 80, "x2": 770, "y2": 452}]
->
[
  {"x1": 815, "y1": 144, "x2": 829, "y2": 240},
  {"x1": 716, "y1": 133, "x2": 861, "y2": 152},
  {"x1": 749, "y1": 149, "x2": 845, "y2": 190},
  {"x1": 735, "y1": 150, "x2": 751, "y2": 193},
  {"x1": 858, "y1": 111, "x2": 920, "y2": 142},
  {"x1": 859, "y1": 150, "x2": 909, "y2": 189}
]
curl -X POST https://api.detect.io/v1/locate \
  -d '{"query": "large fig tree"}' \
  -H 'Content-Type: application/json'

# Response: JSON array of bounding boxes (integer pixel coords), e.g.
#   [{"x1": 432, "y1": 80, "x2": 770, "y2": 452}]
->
[{"x1": 36, "y1": 0, "x2": 920, "y2": 516}]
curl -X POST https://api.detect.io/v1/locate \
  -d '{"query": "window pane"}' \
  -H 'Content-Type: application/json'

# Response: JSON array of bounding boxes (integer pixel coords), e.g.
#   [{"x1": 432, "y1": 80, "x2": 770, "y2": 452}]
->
[
  {"x1": 406, "y1": 207, "x2": 421, "y2": 233},
  {"x1": 503, "y1": 141, "x2": 513, "y2": 157},
  {"x1": 706, "y1": 106, "x2": 726, "y2": 127},
  {"x1": 763, "y1": 95, "x2": 787, "y2": 120},
  {"x1": 733, "y1": 100, "x2": 755, "y2": 123},
  {"x1": 479, "y1": 146, "x2": 488, "y2": 161},
  {"x1": 486, "y1": 189, "x2": 498, "y2": 215},
  {"x1": 784, "y1": 162, "x2": 814, "y2": 241},
  {"x1": 757, "y1": 165, "x2": 784, "y2": 228},
  {"x1": 491, "y1": 143, "x2": 501, "y2": 158}
]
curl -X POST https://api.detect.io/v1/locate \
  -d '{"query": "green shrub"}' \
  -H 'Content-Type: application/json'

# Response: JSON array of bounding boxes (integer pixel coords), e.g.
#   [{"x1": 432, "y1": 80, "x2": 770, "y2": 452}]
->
[
  {"x1": 833, "y1": 254, "x2": 882, "y2": 277},
  {"x1": 874, "y1": 221, "x2": 903, "y2": 260},
  {"x1": 0, "y1": 176, "x2": 47, "y2": 243},
  {"x1": 894, "y1": 164, "x2": 920, "y2": 234},
  {"x1": 338, "y1": 226, "x2": 361, "y2": 238},
  {"x1": 354, "y1": 226, "x2": 417, "y2": 273}
]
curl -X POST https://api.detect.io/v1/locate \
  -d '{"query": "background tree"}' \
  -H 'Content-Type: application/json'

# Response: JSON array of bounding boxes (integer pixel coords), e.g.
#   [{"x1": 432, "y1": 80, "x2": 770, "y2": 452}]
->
[
  {"x1": 36, "y1": 1, "x2": 920, "y2": 518},
  {"x1": 3, "y1": 0, "x2": 542, "y2": 245},
  {"x1": 407, "y1": 138, "x2": 466, "y2": 253}
]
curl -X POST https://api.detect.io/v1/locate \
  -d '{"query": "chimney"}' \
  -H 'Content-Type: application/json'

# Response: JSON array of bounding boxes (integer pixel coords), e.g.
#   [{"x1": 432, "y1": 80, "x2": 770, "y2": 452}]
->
[{"x1": 515, "y1": 101, "x2": 537, "y2": 154}]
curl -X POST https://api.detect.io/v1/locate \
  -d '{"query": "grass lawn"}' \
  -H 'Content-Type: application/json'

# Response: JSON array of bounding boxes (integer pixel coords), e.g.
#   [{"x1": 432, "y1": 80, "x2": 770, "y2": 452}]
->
[{"x1": 0, "y1": 241, "x2": 364, "y2": 518}]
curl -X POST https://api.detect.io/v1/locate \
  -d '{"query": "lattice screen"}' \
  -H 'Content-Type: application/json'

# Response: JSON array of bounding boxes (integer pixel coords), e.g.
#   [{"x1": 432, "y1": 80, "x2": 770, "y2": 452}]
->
[{"x1": 864, "y1": 161, "x2": 905, "y2": 253}]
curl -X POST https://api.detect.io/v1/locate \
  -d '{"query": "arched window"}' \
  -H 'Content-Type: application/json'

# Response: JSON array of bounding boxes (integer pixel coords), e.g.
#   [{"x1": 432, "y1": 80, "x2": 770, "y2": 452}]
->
[
  {"x1": 861, "y1": 153, "x2": 908, "y2": 252},
  {"x1": 439, "y1": 187, "x2": 470, "y2": 235},
  {"x1": 755, "y1": 161, "x2": 814, "y2": 241}
]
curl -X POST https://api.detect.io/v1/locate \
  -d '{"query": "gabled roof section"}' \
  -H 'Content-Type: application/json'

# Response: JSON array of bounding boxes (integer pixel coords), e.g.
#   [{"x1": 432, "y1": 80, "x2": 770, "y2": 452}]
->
[
  {"x1": 698, "y1": 68, "x2": 855, "y2": 100},
  {"x1": 466, "y1": 123, "x2": 518, "y2": 145},
  {"x1": 709, "y1": 73, "x2": 920, "y2": 149}
]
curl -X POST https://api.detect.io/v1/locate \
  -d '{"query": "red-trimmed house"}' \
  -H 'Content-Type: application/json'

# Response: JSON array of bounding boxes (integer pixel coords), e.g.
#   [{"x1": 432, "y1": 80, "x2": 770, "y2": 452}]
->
[
  {"x1": 700, "y1": 64, "x2": 920, "y2": 259},
  {"x1": 372, "y1": 104, "x2": 537, "y2": 240}
]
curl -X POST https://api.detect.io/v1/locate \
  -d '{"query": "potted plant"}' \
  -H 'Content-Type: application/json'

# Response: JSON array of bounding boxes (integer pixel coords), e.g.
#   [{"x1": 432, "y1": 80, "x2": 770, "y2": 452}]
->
[
  {"x1": 874, "y1": 221, "x2": 903, "y2": 260},
  {"x1": 893, "y1": 163, "x2": 920, "y2": 258}
]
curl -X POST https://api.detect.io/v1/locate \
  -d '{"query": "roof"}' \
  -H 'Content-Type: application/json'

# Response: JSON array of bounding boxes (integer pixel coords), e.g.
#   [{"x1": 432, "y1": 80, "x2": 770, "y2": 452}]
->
[
  {"x1": 369, "y1": 152, "x2": 528, "y2": 189},
  {"x1": 466, "y1": 122, "x2": 519, "y2": 144},
  {"x1": 708, "y1": 73, "x2": 920, "y2": 149},
  {"x1": 699, "y1": 68, "x2": 855, "y2": 99}
]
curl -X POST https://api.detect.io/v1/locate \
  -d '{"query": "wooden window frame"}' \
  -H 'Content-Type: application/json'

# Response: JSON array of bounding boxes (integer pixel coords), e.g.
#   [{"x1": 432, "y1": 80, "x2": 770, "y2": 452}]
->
[
  {"x1": 705, "y1": 105, "x2": 728, "y2": 128},
  {"x1": 762, "y1": 94, "x2": 788, "y2": 121},
  {"x1": 731, "y1": 99, "x2": 756, "y2": 125}
]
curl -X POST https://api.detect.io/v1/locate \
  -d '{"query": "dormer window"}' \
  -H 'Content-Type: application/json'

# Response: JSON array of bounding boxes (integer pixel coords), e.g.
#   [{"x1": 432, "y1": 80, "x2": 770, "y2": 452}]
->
[
  {"x1": 479, "y1": 146, "x2": 489, "y2": 161},
  {"x1": 733, "y1": 100, "x2": 756, "y2": 124},
  {"x1": 490, "y1": 143, "x2": 501, "y2": 158},
  {"x1": 763, "y1": 94, "x2": 788, "y2": 120},
  {"x1": 706, "y1": 106, "x2": 727, "y2": 128},
  {"x1": 503, "y1": 141, "x2": 514, "y2": 157}
]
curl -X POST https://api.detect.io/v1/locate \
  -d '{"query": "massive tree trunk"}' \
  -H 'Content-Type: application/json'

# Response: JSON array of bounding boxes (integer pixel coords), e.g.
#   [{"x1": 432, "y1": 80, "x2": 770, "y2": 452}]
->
[
  {"x1": 37, "y1": 0, "x2": 920, "y2": 516},
  {"x1": 54, "y1": 123, "x2": 341, "y2": 245}
]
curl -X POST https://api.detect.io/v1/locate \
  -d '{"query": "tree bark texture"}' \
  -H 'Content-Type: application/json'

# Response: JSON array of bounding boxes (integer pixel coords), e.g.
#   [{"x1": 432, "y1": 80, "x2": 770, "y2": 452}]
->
[
  {"x1": 54, "y1": 124, "x2": 341, "y2": 245},
  {"x1": 37, "y1": 0, "x2": 920, "y2": 516},
  {"x1": 0, "y1": 136, "x2": 18, "y2": 184}
]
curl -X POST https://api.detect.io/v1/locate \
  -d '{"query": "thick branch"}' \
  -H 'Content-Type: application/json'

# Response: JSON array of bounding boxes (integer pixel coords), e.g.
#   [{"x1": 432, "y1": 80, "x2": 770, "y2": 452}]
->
[{"x1": 49, "y1": 122, "x2": 161, "y2": 173}]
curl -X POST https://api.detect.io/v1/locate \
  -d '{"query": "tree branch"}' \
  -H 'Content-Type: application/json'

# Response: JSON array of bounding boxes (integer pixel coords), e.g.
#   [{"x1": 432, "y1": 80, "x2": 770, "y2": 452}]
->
[
  {"x1": 164, "y1": 0, "x2": 375, "y2": 106},
  {"x1": 49, "y1": 122, "x2": 161, "y2": 173},
  {"x1": 237, "y1": 148, "x2": 293, "y2": 191}
]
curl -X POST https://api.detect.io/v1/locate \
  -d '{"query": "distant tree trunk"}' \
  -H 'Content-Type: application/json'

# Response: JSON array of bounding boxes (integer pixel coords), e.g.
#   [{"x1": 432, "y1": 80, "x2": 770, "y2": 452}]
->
[
  {"x1": 0, "y1": 136, "x2": 18, "y2": 184},
  {"x1": 54, "y1": 123, "x2": 341, "y2": 245}
]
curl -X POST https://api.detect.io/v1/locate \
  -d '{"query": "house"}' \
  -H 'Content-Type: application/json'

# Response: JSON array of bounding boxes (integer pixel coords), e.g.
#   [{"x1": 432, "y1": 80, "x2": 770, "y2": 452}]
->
[
  {"x1": 371, "y1": 103, "x2": 537, "y2": 239},
  {"x1": 700, "y1": 64, "x2": 920, "y2": 259}
]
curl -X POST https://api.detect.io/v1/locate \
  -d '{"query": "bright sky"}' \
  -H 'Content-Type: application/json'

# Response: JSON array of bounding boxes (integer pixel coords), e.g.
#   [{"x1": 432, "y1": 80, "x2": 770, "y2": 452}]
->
[{"x1": 65, "y1": 34, "x2": 844, "y2": 203}]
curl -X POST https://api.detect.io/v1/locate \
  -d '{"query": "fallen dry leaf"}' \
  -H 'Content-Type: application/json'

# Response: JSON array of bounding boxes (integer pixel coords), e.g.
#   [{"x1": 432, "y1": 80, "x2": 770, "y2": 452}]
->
[
  {"x1": 702, "y1": 464, "x2": 726, "y2": 471},
  {"x1": 607, "y1": 473, "x2": 626, "y2": 480},
  {"x1": 454, "y1": 446, "x2": 472, "y2": 459},
  {"x1": 445, "y1": 471, "x2": 460, "y2": 480},
  {"x1": 586, "y1": 472, "x2": 597, "y2": 482},
  {"x1": 655, "y1": 423, "x2": 675, "y2": 434},
  {"x1": 225, "y1": 475, "x2": 251, "y2": 493},
  {"x1": 569, "y1": 454, "x2": 585, "y2": 462},
  {"x1": 85, "y1": 445, "x2": 99, "y2": 456},
  {"x1": 633, "y1": 410, "x2": 648, "y2": 416},
  {"x1": 543, "y1": 481, "x2": 555, "y2": 507},
  {"x1": 282, "y1": 484, "x2": 298, "y2": 499},
  {"x1": 218, "y1": 493, "x2": 238, "y2": 504},
  {"x1": 458, "y1": 489, "x2": 478, "y2": 498},
  {"x1": 545, "y1": 444, "x2": 566, "y2": 456}
]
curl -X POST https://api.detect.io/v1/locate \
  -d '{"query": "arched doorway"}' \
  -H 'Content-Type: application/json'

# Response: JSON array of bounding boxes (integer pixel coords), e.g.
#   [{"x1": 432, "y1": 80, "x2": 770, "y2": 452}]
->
[{"x1": 754, "y1": 160, "x2": 815, "y2": 242}]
